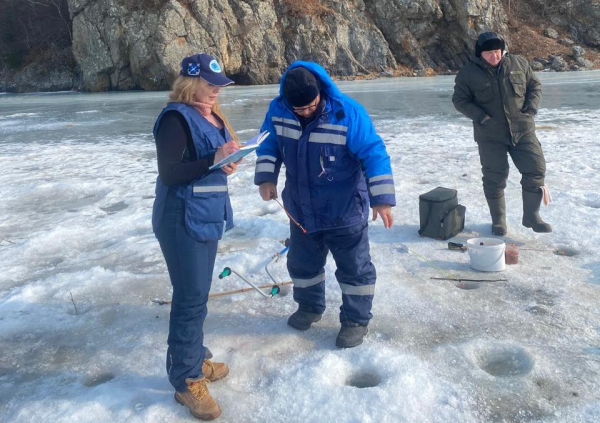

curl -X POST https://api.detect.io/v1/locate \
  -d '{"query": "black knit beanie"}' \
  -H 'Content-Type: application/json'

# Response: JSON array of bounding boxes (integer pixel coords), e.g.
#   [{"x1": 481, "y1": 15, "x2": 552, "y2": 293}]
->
[
  {"x1": 283, "y1": 67, "x2": 321, "y2": 107},
  {"x1": 475, "y1": 32, "x2": 506, "y2": 57}
]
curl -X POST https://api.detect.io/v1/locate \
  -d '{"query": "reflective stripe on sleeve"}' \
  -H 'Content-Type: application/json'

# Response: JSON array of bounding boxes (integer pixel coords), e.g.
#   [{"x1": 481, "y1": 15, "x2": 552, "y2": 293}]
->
[
  {"x1": 369, "y1": 184, "x2": 395, "y2": 196},
  {"x1": 256, "y1": 163, "x2": 276, "y2": 173},
  {"x1": 257, "y1": 155, "x2": 277, "y2": 163},
  {"x1": 368, "y1": 174, "x2": 393, "y2": 183}
]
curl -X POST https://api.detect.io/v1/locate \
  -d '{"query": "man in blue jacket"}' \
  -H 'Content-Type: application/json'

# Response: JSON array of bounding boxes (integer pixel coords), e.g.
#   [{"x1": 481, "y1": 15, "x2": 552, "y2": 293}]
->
[{"x1": 255, "y1": 62, "x2": 396, "y2": 348}]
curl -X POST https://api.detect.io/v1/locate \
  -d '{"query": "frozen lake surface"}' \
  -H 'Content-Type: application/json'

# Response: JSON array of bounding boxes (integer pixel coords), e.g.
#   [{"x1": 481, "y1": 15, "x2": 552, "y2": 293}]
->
[{"x1": 1, "y1": 71, "x2": 600, "y2": 422}]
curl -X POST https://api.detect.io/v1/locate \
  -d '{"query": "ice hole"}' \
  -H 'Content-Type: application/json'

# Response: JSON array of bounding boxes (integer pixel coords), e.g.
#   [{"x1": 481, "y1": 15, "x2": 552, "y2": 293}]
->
[
  {"x1": 526, "y1": 305, "x2": 548, "y2": 315},
  {"x1": 477, "y1": 345, "x2": 534, "y2": 377},
  {"x1": 84, "y1": 372, "x2": 115, "y2": 387},
  {"x1": 100, "y1": 201, "x2": 128, "y2": 214},
  {"x1": 456, "y1": 282, "x2": 481, "y2": 290},
  {"x1": 346, "y1": 371, "x2": 381, "y2": 389}
]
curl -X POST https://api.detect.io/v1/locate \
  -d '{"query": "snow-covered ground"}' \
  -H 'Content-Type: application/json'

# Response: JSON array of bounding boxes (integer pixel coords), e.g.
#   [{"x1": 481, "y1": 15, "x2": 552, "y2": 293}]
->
[{"x1": 1, "y1": 72, "x2": 599, "y2": 422}]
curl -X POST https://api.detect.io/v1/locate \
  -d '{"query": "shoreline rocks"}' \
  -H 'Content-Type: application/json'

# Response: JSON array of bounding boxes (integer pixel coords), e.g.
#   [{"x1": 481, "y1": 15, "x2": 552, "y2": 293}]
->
[{"x1": 2, "y1": 0, "x2": 599, "y2": 92}]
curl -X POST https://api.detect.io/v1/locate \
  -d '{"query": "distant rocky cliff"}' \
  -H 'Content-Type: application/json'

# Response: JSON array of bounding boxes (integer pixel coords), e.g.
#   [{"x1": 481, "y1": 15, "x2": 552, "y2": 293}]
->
[
  {"x1": 66, "y1": 0, "x2": 510, "y2": 90},
  {"x1": 1, "y1": 0, "x2": 599, "y2": 92}
]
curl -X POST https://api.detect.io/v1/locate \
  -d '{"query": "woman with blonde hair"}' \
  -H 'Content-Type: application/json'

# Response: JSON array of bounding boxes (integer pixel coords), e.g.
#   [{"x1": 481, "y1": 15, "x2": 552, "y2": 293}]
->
[{"x1": 152, "y1": 53, "x2": 240, "y2": 420}]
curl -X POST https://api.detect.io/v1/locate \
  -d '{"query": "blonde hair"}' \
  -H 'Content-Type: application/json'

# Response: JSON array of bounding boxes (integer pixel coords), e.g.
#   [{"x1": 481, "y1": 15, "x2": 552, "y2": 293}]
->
[{"x1": 168, "y1": 76, "x2": 238, "y2": 144}]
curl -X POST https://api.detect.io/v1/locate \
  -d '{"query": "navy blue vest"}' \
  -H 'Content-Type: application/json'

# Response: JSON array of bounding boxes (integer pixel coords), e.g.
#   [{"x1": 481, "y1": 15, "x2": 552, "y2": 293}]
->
[{"x1": 152, "y1": 103, "x2": 234, "y2": 241}]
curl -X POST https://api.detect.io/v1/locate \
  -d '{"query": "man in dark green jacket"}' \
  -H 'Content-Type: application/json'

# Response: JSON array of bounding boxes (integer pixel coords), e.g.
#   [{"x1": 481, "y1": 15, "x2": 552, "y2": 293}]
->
[{"x1": 453, "y1": 31, "x2": 552, "y2": 235}]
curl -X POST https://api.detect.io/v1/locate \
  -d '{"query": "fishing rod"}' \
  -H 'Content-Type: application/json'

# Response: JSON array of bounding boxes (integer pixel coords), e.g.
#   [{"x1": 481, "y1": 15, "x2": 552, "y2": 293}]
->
[
  {"x1": 399, "y1": 243, "x2": 455, "y2": 279},
  {"x1": 506, "y1": 243, "x2": 579, "y2": 256},
  {"x1": 400, "y1": 243, "x2": 508, "y2": 284},
  {"x1": 269, "y1": 192, "x2": 307, "y2": 234},
  {"x1": 430, "y1": 277, "x2": 507, "y2": 283}
]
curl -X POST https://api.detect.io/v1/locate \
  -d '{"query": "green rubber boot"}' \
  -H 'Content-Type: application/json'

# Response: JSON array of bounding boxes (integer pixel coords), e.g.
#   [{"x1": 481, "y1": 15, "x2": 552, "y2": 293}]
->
[
  {"x1": 522, "y1": 189, "x2": 552, "y2": 233},
  {"x1": 486, "y1": 196, "x2": 507, "y2": 236}
]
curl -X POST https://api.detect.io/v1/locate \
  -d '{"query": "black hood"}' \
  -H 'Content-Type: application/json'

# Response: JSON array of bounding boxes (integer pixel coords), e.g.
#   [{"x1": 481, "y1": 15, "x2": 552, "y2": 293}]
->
[{"x1": 475, "y1": 32, "x2": 506, "y2": 57}]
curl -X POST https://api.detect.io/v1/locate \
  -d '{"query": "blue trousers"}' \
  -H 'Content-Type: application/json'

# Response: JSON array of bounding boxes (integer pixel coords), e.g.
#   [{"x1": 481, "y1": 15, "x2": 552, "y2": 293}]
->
[
  {"x1": 287, "y1": 222, "x2": 376, "y2": 326},
  {"x1": 156, "y1": 192, "x2": 217, "y2": 392}
]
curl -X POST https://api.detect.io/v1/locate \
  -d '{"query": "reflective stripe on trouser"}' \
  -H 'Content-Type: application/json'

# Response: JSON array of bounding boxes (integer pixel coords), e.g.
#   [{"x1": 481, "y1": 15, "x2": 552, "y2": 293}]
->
[
  {"x1": 156, "y1": 192, "x2": 217, "y2": 392},
  {"x1": 287, "y1": 221, "x2": 376, "y2": 326}
]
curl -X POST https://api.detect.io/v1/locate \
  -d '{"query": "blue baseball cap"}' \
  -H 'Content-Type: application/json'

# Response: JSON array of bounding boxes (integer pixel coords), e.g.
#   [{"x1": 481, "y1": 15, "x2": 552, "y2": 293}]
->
[{"x1": 180, "y1": 53, "x2": 234, "y2": 86}]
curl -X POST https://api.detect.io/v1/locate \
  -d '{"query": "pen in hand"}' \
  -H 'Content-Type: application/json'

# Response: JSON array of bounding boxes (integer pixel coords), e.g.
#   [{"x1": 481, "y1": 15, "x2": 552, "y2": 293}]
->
[{"x1": 215, "y1": 141, "x2": 240, "y2": 163}]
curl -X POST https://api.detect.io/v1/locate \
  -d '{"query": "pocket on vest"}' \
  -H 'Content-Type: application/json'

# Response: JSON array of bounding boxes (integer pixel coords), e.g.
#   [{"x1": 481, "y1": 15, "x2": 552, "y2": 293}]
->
[{"x1": 185, "y1": 188, "x2": 226, "y2": 241}]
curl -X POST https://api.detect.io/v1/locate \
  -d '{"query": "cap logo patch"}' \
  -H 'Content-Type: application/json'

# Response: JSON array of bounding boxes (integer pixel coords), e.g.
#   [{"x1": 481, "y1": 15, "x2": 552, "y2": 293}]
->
[
  {"x1": 187, "y1": 63, "x2": 200, "y2": 76},
  {"x1": 209, "y1": 60, "x2": 221, "y2": 73}
]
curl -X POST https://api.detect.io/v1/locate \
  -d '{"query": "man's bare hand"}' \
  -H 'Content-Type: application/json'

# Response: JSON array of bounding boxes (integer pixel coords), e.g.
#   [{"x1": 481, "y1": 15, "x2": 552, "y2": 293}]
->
[
  {"x1": 372, "y1": 204, "x2": 393, "y2": 229},
  {"x1": 259, "y1": 182, "x2": 278, "y2": 201}
]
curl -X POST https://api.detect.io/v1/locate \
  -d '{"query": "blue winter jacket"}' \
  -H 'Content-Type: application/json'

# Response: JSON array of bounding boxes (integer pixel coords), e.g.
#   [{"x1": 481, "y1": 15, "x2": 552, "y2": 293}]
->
[
  {"x1": 254, "y1": 61, "x2": 396, "y2": 233},
  {"x1": 153, "y1": 103, "x2": 234, "y2": 241}
]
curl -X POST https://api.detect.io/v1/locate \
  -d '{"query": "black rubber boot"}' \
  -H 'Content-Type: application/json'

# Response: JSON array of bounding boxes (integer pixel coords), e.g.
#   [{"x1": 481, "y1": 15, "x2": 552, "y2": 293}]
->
[
  {"x1": 335, "y1": 323, "x2": 368, "y2": 348},
  {"x1": 486, "y1": 196, "x2": 507, "y2": 236},
  {"x1": 287, "y1": 309, "x2": 322, "y2": 331},
  {"x1": 522, "y1": 189, "x2": 552, "y2": 233}
]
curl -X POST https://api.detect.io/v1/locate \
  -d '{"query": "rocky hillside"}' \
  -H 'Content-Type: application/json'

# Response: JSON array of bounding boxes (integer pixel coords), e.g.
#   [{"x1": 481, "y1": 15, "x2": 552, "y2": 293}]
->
[{"x1": 1, "y1": 0, "x2": 598, "y2": 92}]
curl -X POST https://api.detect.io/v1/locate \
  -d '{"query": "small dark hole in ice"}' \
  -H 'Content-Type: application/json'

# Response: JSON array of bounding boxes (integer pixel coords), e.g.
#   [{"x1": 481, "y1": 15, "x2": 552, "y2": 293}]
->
[
  {"x1": 346, "y1": 372, "x2": 381, "y2": 388},
  {"x1": 553, "y1": 247, "x2": 579, "y2": 257},
  {"x1": 100, "y1": 201, "x2": 128, "y2": 214},
  {"x1": 477, "y1": 345, "x2": 534, "y2": 377},
  {"x1": 84, "y1": 372, "x2": 115, "y2": 387},
  {"x1": 456, "y1": 282, "x2": 481, "y2": 290},
  {"x1": 527, "y1": 305, "x2": 548, "y2": 315}
]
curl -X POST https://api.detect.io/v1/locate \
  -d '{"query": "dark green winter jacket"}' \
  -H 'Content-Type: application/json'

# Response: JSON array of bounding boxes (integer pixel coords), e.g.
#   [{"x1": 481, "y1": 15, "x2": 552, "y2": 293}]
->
[{"x1": 452, "y1": 54, "x2": 541, "y2": 145}]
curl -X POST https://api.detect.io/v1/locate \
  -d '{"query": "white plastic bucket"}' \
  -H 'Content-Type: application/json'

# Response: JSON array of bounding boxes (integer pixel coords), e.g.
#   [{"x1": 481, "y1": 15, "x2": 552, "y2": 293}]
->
[{"x1": 466, "y1": 237, "x2": 506, "y2": 272}]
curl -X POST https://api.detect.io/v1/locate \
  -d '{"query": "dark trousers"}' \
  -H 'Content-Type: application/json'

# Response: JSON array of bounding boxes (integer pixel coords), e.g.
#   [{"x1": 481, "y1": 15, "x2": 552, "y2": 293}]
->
[
  {"x1": 478, "y1": 132, "x2": 546, "y2": 199},
  {"x1": 287, "y1": 221, "x2": 376, "y2": 326},
  {"x1": 156, "y1": 193, "x2": 217, "y2": 392}
]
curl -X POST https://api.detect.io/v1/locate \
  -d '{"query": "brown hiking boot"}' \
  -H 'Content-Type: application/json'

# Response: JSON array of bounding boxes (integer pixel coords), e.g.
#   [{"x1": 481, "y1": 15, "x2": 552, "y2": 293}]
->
[
  {"x1": 175, "y1": 378, "x2": 221, "y2": 421},
  {"x1": 202, "y1": 359, "x2": 229, "y2": 382}
]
